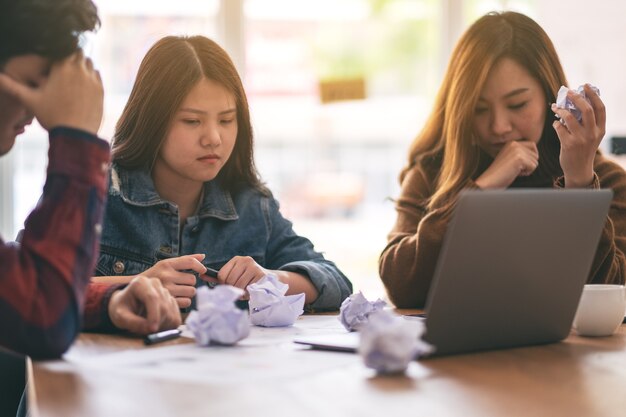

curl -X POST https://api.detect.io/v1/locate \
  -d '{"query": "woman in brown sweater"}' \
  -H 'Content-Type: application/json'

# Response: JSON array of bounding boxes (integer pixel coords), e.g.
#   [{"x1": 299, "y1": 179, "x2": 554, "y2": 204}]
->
[{"x1": 379, "y1": 11, "x2": 626, "y2": 308}]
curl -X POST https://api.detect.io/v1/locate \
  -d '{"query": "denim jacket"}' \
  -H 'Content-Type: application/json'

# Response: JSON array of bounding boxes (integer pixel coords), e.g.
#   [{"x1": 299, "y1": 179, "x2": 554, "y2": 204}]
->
[{"x1": 96, "y1": 164, "x2": 353, "y2": 311}]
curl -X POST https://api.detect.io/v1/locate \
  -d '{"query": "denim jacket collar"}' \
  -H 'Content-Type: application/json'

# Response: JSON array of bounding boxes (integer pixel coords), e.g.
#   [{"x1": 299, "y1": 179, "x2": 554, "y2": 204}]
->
[{"x1": 111, "y1": 164, "x2": 239, "y2": 221}]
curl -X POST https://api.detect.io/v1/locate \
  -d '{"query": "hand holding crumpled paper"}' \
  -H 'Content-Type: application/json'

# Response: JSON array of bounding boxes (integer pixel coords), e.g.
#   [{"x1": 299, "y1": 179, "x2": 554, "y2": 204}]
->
[
  {"x1": 358, "y1": 310, "x2": 433, "y2": 374},
  {"x1": 248, "y1": 274, "x2": 305, "y2": 327},
  {"x1": 556, "y1": 84, "x2": 600, "y2": 123},
  {"x1": 338, "y1": 291, "x2": 386, "y2": 331},
  {"x1": 185, "y1": 285, "x2": 250, "y2": 346}
]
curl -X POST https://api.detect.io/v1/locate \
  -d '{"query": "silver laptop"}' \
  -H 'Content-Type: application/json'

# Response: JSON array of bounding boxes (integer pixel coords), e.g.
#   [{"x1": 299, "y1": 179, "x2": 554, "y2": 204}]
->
[{"x1": 295, "y1": 189, "x2": 613, "y2": 357}]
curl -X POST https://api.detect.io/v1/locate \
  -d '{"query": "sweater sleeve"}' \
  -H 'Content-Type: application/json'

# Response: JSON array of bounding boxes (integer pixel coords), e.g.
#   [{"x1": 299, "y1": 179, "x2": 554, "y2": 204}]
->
[
  {"x1": 82, "y1": 282, "x2": 124, "y2": 332},
  {"x1": 378, "y1": 166, "x2": 442, "y2": 308},
  {"x1": 378, "y1": 165, "x2": 481, "y2": 308},
  {"x1": 263, "y1": 197, "x2": 353, "y2": 311},
  {"x1": 585, "y1": 156, "x2": 626, "y2": 285},
  {"x1": 0, "y1": 127, "x2": 110, "y2": 359}
]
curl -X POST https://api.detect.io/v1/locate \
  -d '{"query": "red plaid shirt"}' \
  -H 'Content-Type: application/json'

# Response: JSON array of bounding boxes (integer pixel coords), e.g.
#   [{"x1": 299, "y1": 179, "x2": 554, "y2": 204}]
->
[{"x1": 0, "y1": 127, "x2": 117, "y2": 359}]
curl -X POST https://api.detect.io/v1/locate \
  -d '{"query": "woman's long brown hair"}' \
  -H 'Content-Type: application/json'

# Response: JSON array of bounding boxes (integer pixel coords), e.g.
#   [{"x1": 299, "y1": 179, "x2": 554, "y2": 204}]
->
[
  {"x1": 113, "y1": 35, "x2": 266, "y2": 194},
  {"x1": 404, "y1": 11, "x2": 568, "y2": 210}
]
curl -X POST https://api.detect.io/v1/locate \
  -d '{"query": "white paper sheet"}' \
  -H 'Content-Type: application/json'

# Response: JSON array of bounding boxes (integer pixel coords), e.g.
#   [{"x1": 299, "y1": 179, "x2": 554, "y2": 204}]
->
[{"x1": 53, "y1": 315, "x2": 360, "y2": 385}]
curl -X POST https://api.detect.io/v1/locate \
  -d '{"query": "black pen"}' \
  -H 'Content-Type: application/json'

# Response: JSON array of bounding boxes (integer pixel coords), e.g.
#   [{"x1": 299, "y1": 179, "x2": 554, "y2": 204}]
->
[
  {"x1": 203, "y1": 265, "x2": 219, "y2": 278},
  {"x1": 144, "y1": 328, "x2": 182, "y2": 345}
]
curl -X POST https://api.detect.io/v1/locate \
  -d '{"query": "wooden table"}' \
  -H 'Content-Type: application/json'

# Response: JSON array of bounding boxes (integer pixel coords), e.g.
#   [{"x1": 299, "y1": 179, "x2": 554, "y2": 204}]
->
[{"x1": 29, "y1": 316, "x2": 626, "y2": 417}]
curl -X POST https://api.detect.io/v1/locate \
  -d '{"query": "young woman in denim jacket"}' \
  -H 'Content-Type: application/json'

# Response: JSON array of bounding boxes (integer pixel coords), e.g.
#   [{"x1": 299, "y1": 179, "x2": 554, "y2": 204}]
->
[{"x1": 92, "y1": 35, "x2": 352, "y2": 311}]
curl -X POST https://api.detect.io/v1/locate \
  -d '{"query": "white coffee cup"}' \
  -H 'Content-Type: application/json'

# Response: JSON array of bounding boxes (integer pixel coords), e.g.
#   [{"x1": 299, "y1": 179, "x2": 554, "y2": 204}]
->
[{"x1": 573, "y1": 284, "x2": 625, "y2": 337}]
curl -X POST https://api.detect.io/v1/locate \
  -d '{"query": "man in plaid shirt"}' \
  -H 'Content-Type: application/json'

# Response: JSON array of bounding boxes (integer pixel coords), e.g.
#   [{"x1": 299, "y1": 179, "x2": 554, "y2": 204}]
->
[{"x1": 0, "y1": 0, "x2": 182, "y2": 360}]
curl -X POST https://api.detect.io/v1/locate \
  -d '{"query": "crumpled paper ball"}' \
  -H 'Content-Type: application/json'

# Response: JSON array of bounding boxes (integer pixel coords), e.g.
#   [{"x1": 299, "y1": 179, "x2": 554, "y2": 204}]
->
[
  {"x1": 248, "y1": 274, "x2": 305, "y2": 327},
  {"x1": 556, "y1": 84, "x2": 600, "y2": 123},
  {"x1": 338, "y1": 292, "x2": 386, "y2": 331},
  {"x1": 185, "y1": 285, "x2": 250, "y2": 346},
  {"x1": 358, "y1": 310, "x2": 433, "y2": 374}
]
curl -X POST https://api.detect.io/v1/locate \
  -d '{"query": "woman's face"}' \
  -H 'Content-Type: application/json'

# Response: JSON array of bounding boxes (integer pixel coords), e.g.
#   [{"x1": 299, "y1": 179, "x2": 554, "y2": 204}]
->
[
  {"x1": 154, "y1": 77, "x2": 238, "y2": 187},
  {"x1": 473, "y1": 58, "x2": 547, "y2": 158}
]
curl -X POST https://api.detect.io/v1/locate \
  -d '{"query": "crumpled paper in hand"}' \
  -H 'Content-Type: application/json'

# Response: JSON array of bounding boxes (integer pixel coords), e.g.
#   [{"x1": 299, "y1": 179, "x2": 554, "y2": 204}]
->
[
  {"x1": 358, "y1": 310, "x2": 433, "y2": 374},
  {"x1": 338, "y1": 291, "x2": 386, "y2": 331},
  {"x1": 556, "y1": 84, "x2": 600, "y2": 123},
  {"x1": 248, "y1": 274, "x2": 305, "y2": 327},
  {"x1": 185, "y1": 285, "x2": 250, "y2": 346}
]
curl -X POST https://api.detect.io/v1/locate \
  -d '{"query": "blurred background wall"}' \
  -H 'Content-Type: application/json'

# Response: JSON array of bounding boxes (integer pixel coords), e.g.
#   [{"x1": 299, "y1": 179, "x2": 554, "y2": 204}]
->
[{"x1": 1, "y1": 0, "x2": 625, "y2": 300}]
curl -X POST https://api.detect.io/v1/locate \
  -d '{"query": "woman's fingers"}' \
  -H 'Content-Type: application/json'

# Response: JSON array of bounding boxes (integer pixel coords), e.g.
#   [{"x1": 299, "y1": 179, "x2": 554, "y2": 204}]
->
[
  {"x1": 168, "y1": 271, "x2": 197, "y2": 286},
  {"x1": 567, "y1": 91, "x2": 595, "y2": 131},
  {"x1": 160, "y1": 255, "x2": 207, "y2": 275},
  {"x1": 583, "y1": 84, "x2": 605, "y2": 130},
  {"x1": 199, "y1": 275, "x2": 220, "y2": 285},
  {"x1": 176, "y1": 297, "x2": 192, "y2": 309},
  {"x1": 165, "y1": 282, "x2": 196, "y2": 298},
  {"x1": 218, "y1": 256, "x2": 266, "y2": 290}
]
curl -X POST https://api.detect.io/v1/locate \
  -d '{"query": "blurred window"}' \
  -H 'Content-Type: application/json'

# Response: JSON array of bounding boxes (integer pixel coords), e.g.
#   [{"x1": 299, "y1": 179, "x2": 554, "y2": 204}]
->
[
  {"x1": 4, "y1": 0, "x2": 544, "y2": 299},
  {"x1": 243, "y1": 0, "x2": 442, "y2": 296}
]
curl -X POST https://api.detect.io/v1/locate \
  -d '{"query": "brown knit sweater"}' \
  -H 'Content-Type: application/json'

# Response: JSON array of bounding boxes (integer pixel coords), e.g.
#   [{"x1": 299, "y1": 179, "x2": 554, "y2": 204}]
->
[{"x1": 379, "y1": 153, "x2": 626, "y2": 308}]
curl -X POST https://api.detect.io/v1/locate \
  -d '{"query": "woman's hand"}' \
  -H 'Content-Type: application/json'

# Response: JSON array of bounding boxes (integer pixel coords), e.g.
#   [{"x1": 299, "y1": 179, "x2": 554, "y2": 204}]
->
[
  {"x1": 144, "y1": 254, "x2": 207, "y2": 308},
  {"x1": 475, "y1": 140, "x2": 539, "y2": 189},
  {"x1": 201, "y1": 256, "x2": 269, "y2": 299},
  {"x1": 552, "y1": 84, "x2": 605, "y2": 188},
  {"x1": 200, "y1": 257, "x2": 319, "y2": 304}
]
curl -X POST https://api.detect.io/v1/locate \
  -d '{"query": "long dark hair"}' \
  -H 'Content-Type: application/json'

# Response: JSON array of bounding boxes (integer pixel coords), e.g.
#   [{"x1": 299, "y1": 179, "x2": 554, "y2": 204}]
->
[
  {"x1": 113, "y1": 35, "x2": 266, "y2": 194},
  {"x1": 405, "y1": 11, "x2": 567, "y2": 209}
]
